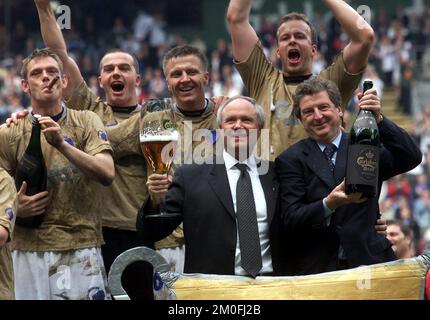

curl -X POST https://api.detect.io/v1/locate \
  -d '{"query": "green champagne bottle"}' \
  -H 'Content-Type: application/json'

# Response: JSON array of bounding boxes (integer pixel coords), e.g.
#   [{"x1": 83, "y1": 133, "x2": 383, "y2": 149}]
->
[
  {"x1": 15, "y1": 114, "x2": 48, "y2": 228},
  {"x1": 345, "y1": 80, "x2": 380, "y2": 197}
]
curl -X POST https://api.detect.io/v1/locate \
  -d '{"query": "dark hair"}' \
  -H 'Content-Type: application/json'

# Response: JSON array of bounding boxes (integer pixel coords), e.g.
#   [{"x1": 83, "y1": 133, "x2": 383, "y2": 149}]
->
[
  {"x1": 387, "y1": 219, "x2": 413, "y2": 238},
  {"x1": 21, "y1": 48, "x2": 64, "y2": 79},
  {"x1": 293, "y1": 77, "x2": 341, "y2": 119},
  {"x1": 99, "y1": 48, "x2": 140, "y2": 73},
  {"x1": 277, "y1": 12, "x2": 318, "y2": 46},
  {"x1": 162, "y1": 45, "x2": 208, "y2": 76}
]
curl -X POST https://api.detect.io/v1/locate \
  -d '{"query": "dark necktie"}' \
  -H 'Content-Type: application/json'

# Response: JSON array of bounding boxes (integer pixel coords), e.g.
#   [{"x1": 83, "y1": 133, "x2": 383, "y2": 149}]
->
[
  {"x1": 235, "y1": 163, "x2": 262, "y2": 278},
  {"x1": 323, "y1": 143, "x2": 337, "y2": 174}
]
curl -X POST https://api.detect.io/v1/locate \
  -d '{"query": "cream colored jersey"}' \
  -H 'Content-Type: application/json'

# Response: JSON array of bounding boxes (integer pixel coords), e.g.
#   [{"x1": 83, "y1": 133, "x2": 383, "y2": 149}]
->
[
  {"x1": 0, "y1": 108, "x2": 112, "y2": 251},
  {"x1": 65, "y1": 81, "x2": 149, "y2": 230},
  {"x1": 0, "y1": 168, "x2": 17, "y2": 300},
  {"x1": 107, "y1": 100, "x2": 218, "y2": 249},
  {"x1": 235, "y1": 42, "x2": 363, "y2": 159}
]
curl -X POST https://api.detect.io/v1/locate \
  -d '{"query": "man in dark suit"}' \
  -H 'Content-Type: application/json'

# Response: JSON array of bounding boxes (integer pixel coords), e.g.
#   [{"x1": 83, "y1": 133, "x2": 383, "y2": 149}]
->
[
  {"x1": 137, "y1": 96, "x2": 284, "y2": 276},
  {"x1": 275, "y1": 77, "x2": 422, "y2": 275}
]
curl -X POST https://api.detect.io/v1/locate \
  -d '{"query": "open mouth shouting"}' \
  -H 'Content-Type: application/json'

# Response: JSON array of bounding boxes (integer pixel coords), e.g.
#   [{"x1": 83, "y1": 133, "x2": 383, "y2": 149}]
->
[
  {"x1": 287, "y1": 49, "x2": 301, "y2": 65},
  {"x1": 111, "y1": 82, "x2": 125, "y2": 96}
]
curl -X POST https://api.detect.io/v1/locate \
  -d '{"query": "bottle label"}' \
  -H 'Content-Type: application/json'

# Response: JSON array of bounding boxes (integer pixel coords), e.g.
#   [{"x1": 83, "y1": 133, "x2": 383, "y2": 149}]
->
[
  {"x1": 346, "y1": 145, "x2": 379, "y2": 185},
  {"x1": 16, "y1": 154, "x2": 40, "y2": 176},
  {"x1": 15, "y1": 153, "x2": 47, "y2": 196}
]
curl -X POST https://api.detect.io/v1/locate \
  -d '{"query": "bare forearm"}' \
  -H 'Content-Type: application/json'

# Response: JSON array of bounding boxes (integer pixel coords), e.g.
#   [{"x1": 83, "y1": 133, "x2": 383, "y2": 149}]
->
[
  {"x1": 324, "y1": 0, "x2": 374, "y2": 73},
  {"x1": 57, "y1": 142, "x2": 114, "y2": 186},
  {"x1": 227, "y1": 0, "x2": 258, "y2": 62},
  {"x1": 35, "y1": 0, "x2": 83, "y2": 97},
  {"x1": 227, "y1": 0, "x2": 252, "y2": 23},
  {"x1": 323, "y1": 0, "x2": 374, "y2": 44},
  {"x1": 35, "y1": 1, "x2": 68, "y2": 57}
]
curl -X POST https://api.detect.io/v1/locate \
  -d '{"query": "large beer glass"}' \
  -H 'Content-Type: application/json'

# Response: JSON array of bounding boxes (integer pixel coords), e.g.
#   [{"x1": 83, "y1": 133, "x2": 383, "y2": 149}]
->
[{"x1": 140, "y1": 120, "x2": 180, "y2": 218}]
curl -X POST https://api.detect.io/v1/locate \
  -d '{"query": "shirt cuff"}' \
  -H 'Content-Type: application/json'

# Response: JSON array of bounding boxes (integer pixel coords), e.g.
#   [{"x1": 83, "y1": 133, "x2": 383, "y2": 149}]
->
[{"x1": 323, "y1": 198, "x2": 335, "y2": 226}]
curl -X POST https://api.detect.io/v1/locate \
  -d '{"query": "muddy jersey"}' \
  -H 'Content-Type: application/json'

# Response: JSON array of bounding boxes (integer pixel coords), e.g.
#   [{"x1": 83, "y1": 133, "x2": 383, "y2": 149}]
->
[
  {"x1": 0, "y1": 108, "x2": 112, "y2": 251},
  {"x1": 65, "y1": 81, "x2": 162, "y2": 230},
  {"x1": 0, "y1": 168, "x2": 17, "y2": 300},
  {"x1": 107, "y1": 100, "x2": 218, "y2": 248},
  {"x1": 235, "y1": 42, "x2": 363, "y2": 159}
]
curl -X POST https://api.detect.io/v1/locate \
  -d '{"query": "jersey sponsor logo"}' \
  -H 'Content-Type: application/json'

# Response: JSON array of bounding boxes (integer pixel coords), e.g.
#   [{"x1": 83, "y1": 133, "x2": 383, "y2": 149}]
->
[
  {"x1": 5, "y1": 208, "x2": 14, "y2": 220},
  {"x1": 98, "y1": 130, "x2": 108, "y2": 141},
  {"x1": 64, "y1": 136, "x2": 74, "y2": 146}
]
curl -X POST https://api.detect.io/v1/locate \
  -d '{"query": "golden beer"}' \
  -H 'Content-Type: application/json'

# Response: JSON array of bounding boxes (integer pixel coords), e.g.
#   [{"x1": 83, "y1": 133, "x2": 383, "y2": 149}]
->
[{"x1": 140, "y1": 134, "x2": 178, "y2": 174}]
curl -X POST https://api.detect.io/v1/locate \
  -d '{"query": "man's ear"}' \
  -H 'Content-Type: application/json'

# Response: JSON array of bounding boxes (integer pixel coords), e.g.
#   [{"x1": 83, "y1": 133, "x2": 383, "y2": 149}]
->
[
  {"x1": 338, "y1": 106, "x2": 343, "y2": 117},
  {"x1": 61, "y1": 74, "x2": 68, "y2": 89},
  {"x1": 20, "y1": 79, "x2": 30, "y2": 94},
  {"x1": 311, "y1": 45, "x2": 318, "y2": 58}
]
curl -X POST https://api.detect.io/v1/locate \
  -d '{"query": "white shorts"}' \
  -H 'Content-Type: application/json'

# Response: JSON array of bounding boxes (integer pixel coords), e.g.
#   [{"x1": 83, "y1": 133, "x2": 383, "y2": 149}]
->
[
  {"x1": 12, "y1": 247, "x2": 110, "y2": 300},
  {"x1": 157, "y1": 245, "x2": 185, "y2": 273}
]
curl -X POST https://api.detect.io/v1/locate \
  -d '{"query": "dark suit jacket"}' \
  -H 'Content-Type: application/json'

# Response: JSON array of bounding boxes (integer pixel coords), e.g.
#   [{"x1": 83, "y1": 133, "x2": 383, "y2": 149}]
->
[
  {"x1": 137, "y1": 160, "x2": 284, "y2": 275},
  {"x1": 275, "y1": 117, "x2": 422, "y2": 275}
]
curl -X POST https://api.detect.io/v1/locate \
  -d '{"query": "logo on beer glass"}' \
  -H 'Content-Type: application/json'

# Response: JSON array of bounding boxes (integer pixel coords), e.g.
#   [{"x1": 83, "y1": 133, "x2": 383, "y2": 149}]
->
[{"x1": 140, "y1": 120, "x2": 178, "y2": 174}]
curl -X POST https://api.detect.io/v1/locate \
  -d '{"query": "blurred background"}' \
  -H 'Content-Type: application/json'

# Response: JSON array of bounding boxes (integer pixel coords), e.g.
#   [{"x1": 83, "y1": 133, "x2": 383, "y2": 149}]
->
[{"x1": 1, "y1": 0, "x2": 430, "y2": 253}]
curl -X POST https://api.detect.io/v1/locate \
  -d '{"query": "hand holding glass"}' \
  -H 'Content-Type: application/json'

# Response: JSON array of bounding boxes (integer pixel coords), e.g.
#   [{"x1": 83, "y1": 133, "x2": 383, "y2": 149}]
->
[{"x1": 140, "y1": 120, "x2": 179, "y2": 218}]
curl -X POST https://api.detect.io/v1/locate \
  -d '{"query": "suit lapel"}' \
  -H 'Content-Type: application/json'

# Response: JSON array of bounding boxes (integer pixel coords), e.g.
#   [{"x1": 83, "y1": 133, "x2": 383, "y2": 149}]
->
[
  {"x1": 303, "y1": 139, "x2": 336, "y2": 189},
  {"x1": 208, "y1": 163, "x2": 236, "y2": 220},
  {"x1": 334, "y1": 133, "x2": 349, "y2": 185},
  {"x1": 258, "y1": 162, "x2": 278, "y2": 225}
]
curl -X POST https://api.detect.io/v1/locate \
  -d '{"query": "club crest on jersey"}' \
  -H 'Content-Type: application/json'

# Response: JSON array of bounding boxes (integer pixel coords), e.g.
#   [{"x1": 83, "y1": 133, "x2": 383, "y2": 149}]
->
[
  {"x1": 98, "y1": 130, "x2": 108, "y2": 141},
  {"x1": 5, "y1": 208, "x2": 14, "y2": 220},
  {"x1": 64, "y1": 136, "x2": 74, "y2": 146}
]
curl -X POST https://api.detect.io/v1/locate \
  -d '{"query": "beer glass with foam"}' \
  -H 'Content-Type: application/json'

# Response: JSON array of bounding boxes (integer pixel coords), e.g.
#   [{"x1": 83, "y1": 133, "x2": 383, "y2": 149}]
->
[{"x1": 140, "y1": 120, "x2": 179, "y2": 218}]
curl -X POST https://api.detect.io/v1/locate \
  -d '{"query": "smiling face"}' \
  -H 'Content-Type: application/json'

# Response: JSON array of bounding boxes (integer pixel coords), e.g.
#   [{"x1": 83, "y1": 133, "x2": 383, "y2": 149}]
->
[
  {"x1": 387, "y1": 224, "x2": 412, "y2": 259},
  {"x1": 21, "y1": 56, "x2": 67, "y2": 112},
  {"x1": 220, "y1": 98, "x2": 261, "y2": 160},
  {"x1": 164, "y1": 54, "x2": 209, "y2": 111},
  {"x1": 298, "y1": 90, "x2": 343, "y2": 144},
  {"x1": 277, "y1": 19, "x2": 317, "y2": 77},
  {"x1": 98, "y1": 52, "x2": 140, "y2": 107}
]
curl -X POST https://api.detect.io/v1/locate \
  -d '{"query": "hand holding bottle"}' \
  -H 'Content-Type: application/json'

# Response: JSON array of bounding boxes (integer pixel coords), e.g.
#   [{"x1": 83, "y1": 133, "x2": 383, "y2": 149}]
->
[
  {"x1": 17, "y1": 181, "x2": 49, "y2": 218},
  {"x1": 325, "y1": 180, "x2": 367, "y2": 210},
  {"x1": 345, "y1": 80, "x2": 380, "y2": 197},
  {"x1": 357, "y1": 87, "x2": 383, "y2": 124}
]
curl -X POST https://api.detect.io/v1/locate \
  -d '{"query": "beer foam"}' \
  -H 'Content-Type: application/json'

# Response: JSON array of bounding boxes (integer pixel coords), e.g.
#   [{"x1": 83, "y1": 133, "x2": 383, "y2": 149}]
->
[{"x1": 140, "y1": 131, "x2": 179, "y2": 142}]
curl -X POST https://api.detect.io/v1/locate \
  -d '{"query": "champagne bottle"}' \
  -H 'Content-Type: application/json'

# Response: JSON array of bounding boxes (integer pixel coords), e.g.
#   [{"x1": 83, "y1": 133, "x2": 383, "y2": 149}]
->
[
  {"x1": 15, "y1": 114, "x2": 48, "y2": 228},
  {"x1": 345, "y1": 80, "x2": 380, "y2": 197}
]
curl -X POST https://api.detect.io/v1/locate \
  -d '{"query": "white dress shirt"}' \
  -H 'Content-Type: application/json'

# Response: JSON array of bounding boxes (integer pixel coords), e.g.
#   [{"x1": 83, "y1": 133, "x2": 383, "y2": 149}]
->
[{"x1": 223, "y1": 150, "x2": 273, "y2": 275}]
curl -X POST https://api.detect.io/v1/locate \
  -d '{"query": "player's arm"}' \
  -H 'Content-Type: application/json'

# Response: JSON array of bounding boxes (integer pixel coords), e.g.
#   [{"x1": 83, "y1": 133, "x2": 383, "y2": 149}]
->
[
  {"x1": 323, "y1": 0, "x2": 375, "y2": 73},
  {"x1": 227, "y1": 0, "x2": 259, "y2": 62},
  {"x1": 35, "y1": 0, "x2": 84, "y2": 99}
]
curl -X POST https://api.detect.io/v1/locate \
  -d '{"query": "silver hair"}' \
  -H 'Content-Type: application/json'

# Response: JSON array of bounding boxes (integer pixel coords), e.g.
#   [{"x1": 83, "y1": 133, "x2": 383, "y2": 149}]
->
[{"x1": 216, "y1": 95, "x2": 265, "y2": 129}]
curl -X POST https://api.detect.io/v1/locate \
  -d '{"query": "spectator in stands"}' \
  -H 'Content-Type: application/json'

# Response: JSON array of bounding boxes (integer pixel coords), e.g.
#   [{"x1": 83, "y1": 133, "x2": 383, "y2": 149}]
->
[
  {"x1": 387, "y1": 220, "x2": 414, "y2": 259},
  {"x1": 413, "y1": 188, "x2": 430, "y2": 232}
]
